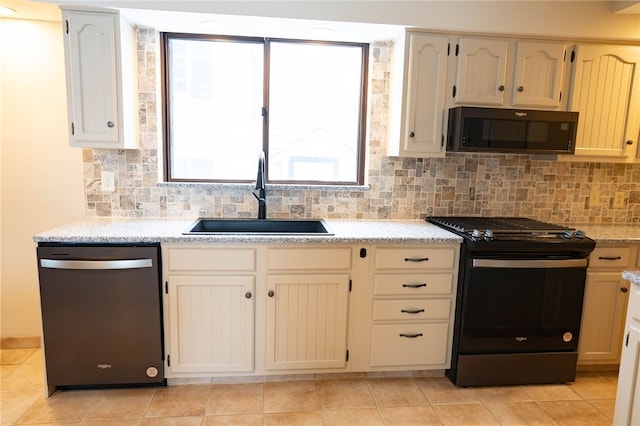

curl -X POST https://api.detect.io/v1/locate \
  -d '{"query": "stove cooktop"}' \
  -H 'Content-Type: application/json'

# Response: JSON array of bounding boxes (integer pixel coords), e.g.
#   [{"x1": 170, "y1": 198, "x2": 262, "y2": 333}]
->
[{"x1": 428, "y1": 216, "x2": 572, "y2": 236}]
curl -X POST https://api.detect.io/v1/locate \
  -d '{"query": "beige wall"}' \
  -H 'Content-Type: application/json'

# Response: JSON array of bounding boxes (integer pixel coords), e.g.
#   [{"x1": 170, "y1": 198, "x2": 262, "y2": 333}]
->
[{"x1": 0, "y1": 18, "x2": 84, "y2": 339}]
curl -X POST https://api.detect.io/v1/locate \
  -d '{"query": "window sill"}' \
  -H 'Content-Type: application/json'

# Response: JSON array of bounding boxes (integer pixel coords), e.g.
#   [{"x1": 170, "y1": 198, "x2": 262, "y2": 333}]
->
[{"x1": 157, "y1": 182, "x2": 371, "y2": 192}]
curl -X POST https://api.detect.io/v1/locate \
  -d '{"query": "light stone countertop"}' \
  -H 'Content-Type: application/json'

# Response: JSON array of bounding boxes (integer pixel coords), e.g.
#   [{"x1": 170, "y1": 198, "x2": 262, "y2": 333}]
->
[
  {"x1": 623, "y1": 271, "x2": 640, "y2": 285},
  {"x1": 33, "y1": 218, "x2": 463, "y2": 245},
  {"x1": 570, "y1": 224, "x2": 640, "y2": 244}
]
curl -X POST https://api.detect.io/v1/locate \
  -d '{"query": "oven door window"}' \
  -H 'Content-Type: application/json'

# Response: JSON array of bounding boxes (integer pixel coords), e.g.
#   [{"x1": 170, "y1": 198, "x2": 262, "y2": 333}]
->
[{"x1": 459, "y1": 264, "x2": 586, "y2": 354}]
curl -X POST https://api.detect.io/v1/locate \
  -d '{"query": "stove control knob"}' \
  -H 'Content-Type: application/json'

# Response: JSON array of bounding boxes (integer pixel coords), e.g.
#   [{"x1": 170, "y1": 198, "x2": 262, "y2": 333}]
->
[
  {"x1": 472, "y1": 229, "x2": 483, "y2": 238},
  {"x1": 563, "y1": 230, "x2": 575, "y2": 239},
  {"x1": 484, "y1": 229, "x2": 494, "y2": 241},
  {"x1": 575, "y1": 230, "x2": 585, "y2": 239}
]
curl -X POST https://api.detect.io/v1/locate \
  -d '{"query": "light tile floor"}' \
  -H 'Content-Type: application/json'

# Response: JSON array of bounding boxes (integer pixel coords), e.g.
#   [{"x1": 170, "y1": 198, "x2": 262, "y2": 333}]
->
[{"x1": 1, "y1": 348, "x2": 617, "y2": 425}]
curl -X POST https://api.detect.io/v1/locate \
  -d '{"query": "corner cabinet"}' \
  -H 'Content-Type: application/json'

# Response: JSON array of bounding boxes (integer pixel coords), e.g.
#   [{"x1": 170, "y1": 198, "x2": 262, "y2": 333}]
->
[
  {"x1": 578, "y1": 245, "x2": 635, "y2": 365},
  {"x1": 265, "y1": 247, "x2": 352, "y2": 371},
  {"x1": 563, "y1": 44, "x2": 640, "y2": 162},
  {"x1": 452, "y1": 37, "x2": 567, "y2": 109},
  {"x1": 388, "y1": 31, "x2": 450, "y2": 158},
  {"x1": 61, "y1": 8, "x2": 139, "y2": 148}
]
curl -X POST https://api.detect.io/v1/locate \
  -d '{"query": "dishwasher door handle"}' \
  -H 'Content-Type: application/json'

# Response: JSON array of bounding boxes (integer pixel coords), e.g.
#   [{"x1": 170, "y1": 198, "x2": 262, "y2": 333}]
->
[{"x1": 40, "y1": 259, "x2": 153, "y2": 270}]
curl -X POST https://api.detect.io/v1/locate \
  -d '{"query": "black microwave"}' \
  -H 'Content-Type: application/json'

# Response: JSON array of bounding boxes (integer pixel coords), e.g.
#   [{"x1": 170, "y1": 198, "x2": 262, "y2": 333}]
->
[{"x1": 447, "y1": 107, "x2": 579, "y2": 155}]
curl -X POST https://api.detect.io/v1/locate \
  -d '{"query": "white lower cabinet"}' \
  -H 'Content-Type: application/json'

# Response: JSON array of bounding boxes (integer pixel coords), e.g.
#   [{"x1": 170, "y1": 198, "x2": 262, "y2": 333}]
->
[
  {"x1": 163, "y1": 242, "x2": 460, "y2": 378},
  {"x1": 368, "y1": 245, "x2": 459, "y2": 370},
  {"x1": 163, "y1": 246, "x2": 256, "y2": 376},
  {"x1": 614, "y1": 278, "x2": 640, "y2": 425}
]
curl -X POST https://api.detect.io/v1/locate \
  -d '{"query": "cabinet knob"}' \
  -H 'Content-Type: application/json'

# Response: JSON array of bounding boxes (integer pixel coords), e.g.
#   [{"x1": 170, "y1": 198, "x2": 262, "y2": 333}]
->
[
  {"x1": 245, "y1": 292, "x2": 252, "y2": 299},
  {"x1": 409, "y1": 132, "x2": 415, "y2": 138},
  {"x1": 498, "y1": 85, "x2": 505, "y2": 92},
  {"x1": 268, "y1": 290, "x2": 275, "y2": 297},
  {"x1": 107, "y1": 121, "x2": 114, "y2": 128},
  {"x1": 626, "y1": 140, "x2": 634, "y2": 145},
  {"x1": 621, "y1": 287, "x2": 629, "y2": 293},
  {"x1": 517, "y1": 86, "x2": 524, "y2": 92}
]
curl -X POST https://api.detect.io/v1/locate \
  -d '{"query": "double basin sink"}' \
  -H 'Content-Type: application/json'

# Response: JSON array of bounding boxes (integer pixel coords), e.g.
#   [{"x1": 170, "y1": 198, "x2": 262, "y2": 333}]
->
[{"x1": 183, "y1": 218, "x2": 332, "y2": 235}]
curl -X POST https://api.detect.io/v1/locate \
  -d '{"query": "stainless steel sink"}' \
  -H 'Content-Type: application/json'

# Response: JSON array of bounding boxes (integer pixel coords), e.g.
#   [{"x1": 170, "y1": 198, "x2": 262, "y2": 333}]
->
[{"x1": 183, "y1": 218, "x2": 332, "y2": 235}]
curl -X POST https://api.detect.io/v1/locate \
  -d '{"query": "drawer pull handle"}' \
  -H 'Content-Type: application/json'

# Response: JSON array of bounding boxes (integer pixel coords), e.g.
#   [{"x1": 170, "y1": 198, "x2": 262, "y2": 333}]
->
[
  {"x1": 598, "y1": 256, "x2": 622, "y2": 261},
  {"x1": 402, "y1": 283, "x2": 427, "y2": 288},
  {"x1": 399, "y1": 333, "x2": 423, "y2": 338},
  {"x1": 401, "y1": 309, "x2": 425, "y2": 314},
  {"x1": 404, "y1": 257, "x2": 429, "y2": 262}
]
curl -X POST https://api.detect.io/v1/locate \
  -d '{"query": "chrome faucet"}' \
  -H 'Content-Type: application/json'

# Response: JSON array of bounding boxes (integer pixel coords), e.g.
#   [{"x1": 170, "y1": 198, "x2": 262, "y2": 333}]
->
[{"x1": 252, "y1": 151, "x2": 266, "y2": 219}]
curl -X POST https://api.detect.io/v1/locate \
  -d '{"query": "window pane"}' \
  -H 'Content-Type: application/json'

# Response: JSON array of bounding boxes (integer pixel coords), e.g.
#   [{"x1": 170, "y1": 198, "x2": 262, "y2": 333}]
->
[
  {"x1": 168, "y1": 38, "x2": 264, "y2": 180},
  {"x1": 268, "y1": 42, "x2": 363, "y2": 183}
]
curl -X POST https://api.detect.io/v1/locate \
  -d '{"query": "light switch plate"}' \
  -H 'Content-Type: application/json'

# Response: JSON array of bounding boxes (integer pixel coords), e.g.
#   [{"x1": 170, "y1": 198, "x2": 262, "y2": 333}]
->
[
  {"x1": 589, "y1": 188, "x2": 600, "y2": 207},
  {"x1": 614, "y1": 191, "x2": 626, "y2": 208},
  {"x1": 101, "y1": 171, "x2": 115, "y2": 192}
]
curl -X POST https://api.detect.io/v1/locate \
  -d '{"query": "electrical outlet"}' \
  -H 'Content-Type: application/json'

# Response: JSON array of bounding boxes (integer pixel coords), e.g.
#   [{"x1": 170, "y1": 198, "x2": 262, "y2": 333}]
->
[
  {"x1": 101, "y1": 171, "x2": 115, "y2": 192},
  {"x1": 614, "y1": 191, "x2": 626, "y2": 208},
  {"x1": 589, "y1": 188, "x2": 600, "y2": 207}
]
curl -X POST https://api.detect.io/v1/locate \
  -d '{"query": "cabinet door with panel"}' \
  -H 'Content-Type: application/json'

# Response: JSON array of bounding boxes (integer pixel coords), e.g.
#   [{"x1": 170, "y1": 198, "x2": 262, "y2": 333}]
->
[
  {"x1": 265, "y1": 247, "x2": 352, "y2": 371},
  {"x1": 453, "y1": 37, "x2": 509, "y2": 106},
  {"x1": 578, "y1": 245, "x2": 635, "y2": 365},
  {"x1": 568, "y1": 44, "x2": 640, "y2": 161},
  {"x1": 511, "y1": 41, "x2": 566, "y2": 108},
  {"x1": 614, "y1": 281, "x2": 640, "y2": 425},
  {"x1": 163, "y1": 247, "x2": 256, "y2": 375},
  {"x1": 61, "y1": 8, "x2": 138, "y2": 148},
  {"x1": 388, "y1": 31, "x2": 450, "y2": 158}
]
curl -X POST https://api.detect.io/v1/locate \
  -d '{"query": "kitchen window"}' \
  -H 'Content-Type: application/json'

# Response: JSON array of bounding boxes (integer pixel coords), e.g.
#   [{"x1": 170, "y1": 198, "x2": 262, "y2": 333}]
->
[{"x1": 161, "y1": 33, "x2": 368, "y2": 185}]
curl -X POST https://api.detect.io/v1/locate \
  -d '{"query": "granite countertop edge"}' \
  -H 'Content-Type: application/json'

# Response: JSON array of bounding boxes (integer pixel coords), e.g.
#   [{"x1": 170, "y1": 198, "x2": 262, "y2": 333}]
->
[
  {"x1": 33, "y1": 218, "x2": 464, "y2": 245},
  {"x1": 623, "y1": 271, "x2": 640, "y2": 285}
]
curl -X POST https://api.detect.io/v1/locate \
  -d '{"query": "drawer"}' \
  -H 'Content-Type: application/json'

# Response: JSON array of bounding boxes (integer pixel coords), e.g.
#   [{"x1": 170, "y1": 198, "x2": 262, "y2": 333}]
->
[
  {"x1": 372, "y1": 299, "x2": 451, "y2": 321},
  {"x1": 374, "y1": 273, "x2": 454, "y2": 296},
  {"x1": 590, "y1": 247, "x2": 632, "y2": 269},
  {"x1": 630, "y1": 282, "x2": 640, "y2": 323},
  {"x1": 374, "y1": 247, "x2": 456, "y2": 270},
  {"x1": 168, "y1": 248, "x2": 256, "y2": 271},
  {"x1": 267, "y1": 247, "x2": 352, "y2": 270},
  {"x1": 370, "y1": 323, "x2": 449, "y2": 367}
]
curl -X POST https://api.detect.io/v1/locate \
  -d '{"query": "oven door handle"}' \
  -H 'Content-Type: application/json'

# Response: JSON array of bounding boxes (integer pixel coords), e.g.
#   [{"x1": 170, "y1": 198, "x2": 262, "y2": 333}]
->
[{"x1": 472, "y1": 258, "x2": 588, "y2": 268}]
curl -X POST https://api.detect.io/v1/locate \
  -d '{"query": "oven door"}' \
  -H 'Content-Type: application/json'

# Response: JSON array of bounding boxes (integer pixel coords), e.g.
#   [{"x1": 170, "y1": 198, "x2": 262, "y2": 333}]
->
[{"x1": 458, "y1": 257, "x2": 588, "y2": 354}]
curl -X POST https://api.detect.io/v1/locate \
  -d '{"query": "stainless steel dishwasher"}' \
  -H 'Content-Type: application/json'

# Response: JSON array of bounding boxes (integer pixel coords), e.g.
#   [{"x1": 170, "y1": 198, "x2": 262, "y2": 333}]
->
[{"x1": 36, "y1": 243, "x2": 165, "y2": 390}]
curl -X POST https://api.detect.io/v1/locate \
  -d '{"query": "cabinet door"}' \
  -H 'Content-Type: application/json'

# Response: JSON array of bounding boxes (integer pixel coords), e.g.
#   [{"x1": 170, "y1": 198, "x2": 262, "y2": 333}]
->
[
  {"x1": 167, "y1": 275, "x2": 254, "y2": 373},
  {"x1": 512, "y1": 41, "x2": 566, "y2": 108},
  {"x1": 569, "y1": 44, "x2": 640, "y2": 159},
  {"x1": 614, "y1": 321, "x2": 640, "y2": 426},
  {"x1": 266, "y1": 274, "x2": 349, "y2": 370},
  {"x1": 454, "y1": 38, "x2": 508, "y2": 106},
  {"x1": 578, "y1": 272, "x2": 629, "y2": 364},
  {"x1": 402, "y1": 33, "x2": 449, "y2": 156},
  {"x1": 63, "y1": 12, "x2": 119, "y2": 146}
]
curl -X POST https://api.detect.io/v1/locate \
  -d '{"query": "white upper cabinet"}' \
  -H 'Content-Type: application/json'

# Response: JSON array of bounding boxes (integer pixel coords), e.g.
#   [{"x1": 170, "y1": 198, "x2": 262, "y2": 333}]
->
[
  {"x1": 388, "y1": 31, "x2": 450, "y2": 158},
  {"x1": 511, "y1": 41, "x2": 566, "y2": 108},
  {"x1": 62, "y1": 8, "x2": 138, "y2": 148},
  {"x1": 453, "y1": 38, "x2": 567, "y2": 109},
  {"x1": 453, "y1": 38, "x2": 509, "y2": 106},
  {"x1": 566, "y1": 44, "x2": 640, "y2": 161}
]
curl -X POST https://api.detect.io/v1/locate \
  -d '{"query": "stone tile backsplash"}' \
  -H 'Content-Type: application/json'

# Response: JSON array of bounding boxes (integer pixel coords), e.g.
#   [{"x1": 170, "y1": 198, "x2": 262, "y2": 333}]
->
[{"x1": 82, "y1": 27, "x2": 640, "y2": 224}]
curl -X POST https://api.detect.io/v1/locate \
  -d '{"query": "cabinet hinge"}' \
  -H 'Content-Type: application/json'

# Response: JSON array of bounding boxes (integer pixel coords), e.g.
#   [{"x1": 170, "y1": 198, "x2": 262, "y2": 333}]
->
[
  {"x1": 167, "y1": 354, "x2": 170, "y2": 367},
  {"x1": 359, "y1": 248, "x2": 366, "y2": 258},
  {"x1": 71, "y1": 122, "x2": 75, "y2": 136},
  {"x1": 626, "y1": 332, "x2": 630, "y2": 347},
  {"x1": 570, "y1": 50, "x2": 576, "y2": 63},
  {"x1": 65, "y1": 19, "x2": 69, "y2": 34},
  {"x1": 349, "y1": 280, "x2": 352, "y2": 292},
  {"x1": 455, "y1": 43, "x2": 459, "y2": 56},
  {"x1": 559, "y1": 91, "x2": 562, "y2": 102},
  {"x1": 447, "y1": 43, "x2": 450, "y2": 56},
  {"x1": 452, "y1": 85, "x2": 457, "y2": 98},
  {"x1": 441, "y1": 134, "x2": 445, "y2": 148},
  {"x1": 261, "y1": 107, "x2": 267, "y2": 118},
  {"x1": 165, "y1": 281, "x2": 168, "y2": 294},
  {"x1": 346, "y1": 350, "x2": 349, "y2": 362}
]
